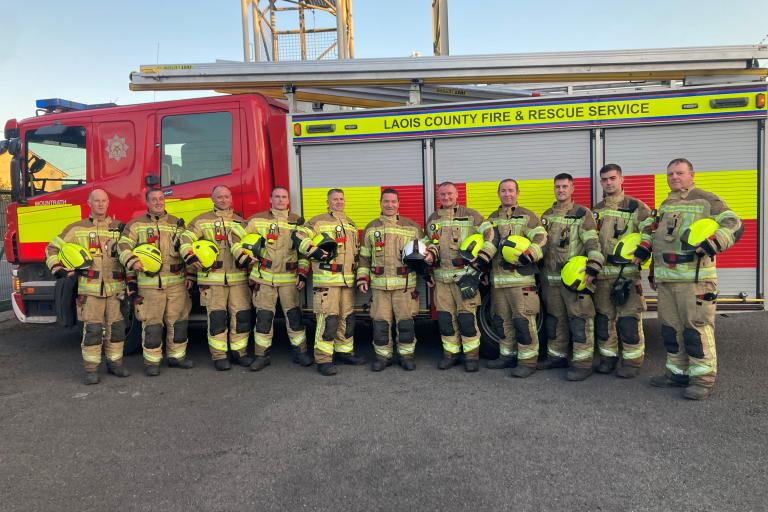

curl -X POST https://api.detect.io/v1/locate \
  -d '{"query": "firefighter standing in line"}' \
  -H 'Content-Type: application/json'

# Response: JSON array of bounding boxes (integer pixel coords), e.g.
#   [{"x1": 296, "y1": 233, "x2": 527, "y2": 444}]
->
[
  {"x1": 592, "y1": 164, "x2": 653, "y2": 378},
  {"x1": 297, "y1": 188, "x2": 364, "y2": 376},
  {"x1": 635, "y1": 158, "x2": 742, "y2": 400},
  {"x1": 180, "y1": 185, "x2": 253, "y2": 371},
  {"x1": 230, "y1": 186, "x2": 314, "y2": 371},
  {"x1": 480, "y1": 179, "x2": 547, "y2": 378},
  {"x1": 118, "y1": 189, "x2": 193, "y2": 376},
  {"x1": 539, "y1": 173, "x2": 604, "y2": 381},
  {"x1": 46, "y1": 188, "x2": 130, "y2": 384},
  {"x1": 357, "y1": 188, "x2": 424, "y2": 371},
  {"x1": 424, "y1": 182, "x2": 490, "y2": 372}
]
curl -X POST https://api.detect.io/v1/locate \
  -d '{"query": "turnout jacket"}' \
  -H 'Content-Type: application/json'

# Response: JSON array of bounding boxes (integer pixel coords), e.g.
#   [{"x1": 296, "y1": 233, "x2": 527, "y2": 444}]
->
[
  {"x1": 179, "y1": 208, "x2": 248, "y2": 286},
  {"x1": 592, "y1": 192, "x2": 653, "y2": 280},
  {"x1": 424, "y1": 205, "x2": 489, "y2": 283},
  {"x1": 46, "y1": 216, "x2": 126, "y2": 297},
  {"x1": 231, "y1": 208, "x2": 310, "y2": 287},
  {"x1": 480, "y1": 204, "x2": 547, "y2": 288},
  {"x1": 541, "y1": 201, "x2": 603, "y2": 286},
  {"x1": 298, "y1": 210, "x2": 359, "y2": 288},
  {"x1": 357, "y1": 214, "x2": 423, "y2": 291},
  {"x1": 117, "y1": 211, "x2": 187, "y2": 289}
]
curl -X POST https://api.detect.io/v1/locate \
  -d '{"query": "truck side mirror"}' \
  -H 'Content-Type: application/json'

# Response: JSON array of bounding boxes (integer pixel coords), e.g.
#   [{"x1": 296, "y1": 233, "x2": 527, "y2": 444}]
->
[
  {"x1": 7, "y1": 138, "x2": 21, "y2": 156},
  {"x1": 145, "y1": 174, "x2": 160, "y2": 186}
]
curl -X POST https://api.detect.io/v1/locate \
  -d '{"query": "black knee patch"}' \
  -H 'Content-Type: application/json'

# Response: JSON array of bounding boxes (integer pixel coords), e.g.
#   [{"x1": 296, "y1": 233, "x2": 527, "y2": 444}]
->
[
  {"x1": 144, "y1": 323, "x2": 163, "y2": 349},
  {"x1": 616, "y1": 316, "x2": 640, "y2": 345},
  {"x1": 344, "y1": 313, "x2": 356, "y2": 338},
  {"x1": 545, "y1": 314, "x2": 558, "y2": 340},
  {"x1": 322, "y1": 315, "x2": 339, "y2": 341},
  {"x1": 373, "y1": 320, "x2": 390, "y2": 345},
  {"x1": 172, "y1": 320, "x2": 188, "y2": 342},
  {"x1": 513, "y1": 317, "x2": 533, "y2": 345},
  {"x1": 209, "y1": 310, "x2": 227, "y2": 336},
  {"x1": 683, "y1": 327, "x2": 705, "y2": 359},
  {"x1": 255, "y1": 309, "x2": 274, "y2": 334},
  {"x1": 457, "y1": 312, "x2": 477, "y2": 338},
  {"x1": 84, "y1": 323, "x2": 103, "y2": 346},
  {"x1": 110, "y1": 320, "x2": 126, "y2": 342},
  {"x1": 492, "y1": 314, "x2": 505, "y2": 338},
  {"x1": 569, "y1": 317, "x2": 587, "y2": 343},
  {"x1": 397, "y1": 319, "x2": 415, "y2": 343},
  {"x1": 235, "y1": 309, "x2": 252, "y2": 334},
  {"x1": 437, "y1": 311, "x2": 455, "y2": 336},
  {"x1": 661, "y1": 324, "x2": 678, "y2": 354},
  {"x1": 595, "y1": 313, "x2": 609, "y2": 342},
  {"x1": 286, "y1": 307, "x2": 303, "y2": 331}
]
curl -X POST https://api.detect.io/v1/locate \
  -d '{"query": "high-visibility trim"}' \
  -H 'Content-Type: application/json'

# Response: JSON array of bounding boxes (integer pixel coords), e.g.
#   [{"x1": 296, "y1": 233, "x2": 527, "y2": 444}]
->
[
  {"x1": 255, "y1": 334, "x2": 272, "y2": 348},
  {"x1": 143, "y1": 351, "x2": 163, "y2": 363},
  {"x1": 208, "y1": 336, "x2": 229, "y2": 352},
  {"x1": 17, "y1": 204, "x2": 82, "y2": 243},
  {"x1": 442, "y1": 340, "x2": 461, "y2": 354},
  {"x1": 500, "y1": 345, "x2": 516, "y2": 357},
  {"x1": 622, "y1": 344, "x2": 644, "y2": 361},
  {"x1": 491, "y1": 274, "x2": 536, "y2": 287},
  {"x1": 164, "y1": 197, "x2": 214, "y2": 224},
  {"x1": 288, "y1": 333, "x2": 306, "y2": 346},
  {"x1": 397, "y1": 343, "x2": 415, "y2": 355},
  {"x1": 315, "y1": 340, "x2": 334, "y2": 355},
  {"x1": 518, "y1": 342, "x2": 538, "y2": 361},
  {"x1": 462, "y1": 337, "x2": 480, "y2": 353},
  {"x1": 334, "y1": 340, "x2": 354, "y2": 353},
  {"x1": 598, "y1": 346, "x2": 619, "y2": 357},
  {"x1": 572, "y1": 347, "x2": 593, "y2": 361},
  {"x1": 548, "y1": 347, "x2": 568, "y2": 359},
  {"x1": 230, "y1": 336, "x2": 248, "y2": 351},
  {"x1": 82, "y1": 351, "x2": 102, "y2": 363},
  {"x1": 168, "y1": 348, "x2": 187, "y2": 359},
  {"x1": 374, "y1": 345, "x2": 391, "y2": 358},
  {"x1": 666, "y1": 360, "x2": 687, "y2": 375}
]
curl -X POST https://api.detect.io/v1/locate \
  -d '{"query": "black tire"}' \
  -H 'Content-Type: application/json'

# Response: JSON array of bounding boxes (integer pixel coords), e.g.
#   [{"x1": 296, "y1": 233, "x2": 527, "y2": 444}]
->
[{"x1": 477, "y1": 291, "x2": 545, "y2": 360}]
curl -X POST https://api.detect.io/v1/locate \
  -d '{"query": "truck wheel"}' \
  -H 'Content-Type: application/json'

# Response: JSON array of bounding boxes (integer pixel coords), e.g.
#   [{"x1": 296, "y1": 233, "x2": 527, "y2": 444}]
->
[
  {"x1": 477, "y1": 292, "x2": 544, "y2": 360},
  {"x1": 124, "y1": 315, "x2": 142, "y2": 355}
]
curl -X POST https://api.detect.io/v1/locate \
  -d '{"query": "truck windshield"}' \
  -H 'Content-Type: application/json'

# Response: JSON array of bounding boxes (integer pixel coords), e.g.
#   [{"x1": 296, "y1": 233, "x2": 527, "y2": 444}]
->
[{"x1": 25, "y1": 125, "x2": 87, "y2": 196}]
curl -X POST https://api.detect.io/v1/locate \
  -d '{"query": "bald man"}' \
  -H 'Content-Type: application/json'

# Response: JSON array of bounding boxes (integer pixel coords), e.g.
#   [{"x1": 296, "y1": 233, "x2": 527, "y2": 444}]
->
[{"x1": 46, "y1": 189, "x2": 130, "y2": 384}]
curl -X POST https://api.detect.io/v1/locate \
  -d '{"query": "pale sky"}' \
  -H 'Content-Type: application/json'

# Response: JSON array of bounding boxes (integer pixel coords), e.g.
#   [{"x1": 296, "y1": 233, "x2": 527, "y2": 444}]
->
[{"x1": 1, "y1": 0, "x2": 766, "y2": 123}]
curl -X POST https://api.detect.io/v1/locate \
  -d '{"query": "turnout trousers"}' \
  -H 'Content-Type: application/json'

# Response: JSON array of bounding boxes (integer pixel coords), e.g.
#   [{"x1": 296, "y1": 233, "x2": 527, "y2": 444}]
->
[
  {"x1": 370, "y1": 288, "x2": 419, "y2": 361},
  {"x1": 312, "y1": 286, "x2": 356, "y2": 364},
  {"x1": 135, "y1": 283, "x2": 192, "y2": 366},
  {"x1": 491, "y1": 286, "x2": 540, "y2": 368},
  {"x1": 199, "y1": 283, "x2": 252, "y2": 361},
  {"x1": 252, "y1": 284, "x2": 308, "y2": 356},
  {"x1": 541, "y1": 282, "x2": 595, "y2": 369},
  {"x1": 656, "y1": 281, "x2": 718, "y2": 387},
  {"x1": 593, "y1": 278, "x2": 646, "y2": 368},
  {"x1": 76, "y1": 294, "x2": 127, "y2": 372},
  {"x1": 433, "y1": 281, "x2": 481, "y2": 360}
]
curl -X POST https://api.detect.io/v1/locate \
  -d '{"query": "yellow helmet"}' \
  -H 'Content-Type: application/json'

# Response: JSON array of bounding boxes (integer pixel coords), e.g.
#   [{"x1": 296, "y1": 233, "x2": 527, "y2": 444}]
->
[
  {"x1": 133, "y1": 243, "x2": 163, "y2": 274},
  {"x1": 500, "y1": 234, "x2": 531, "y2": 264},
  {"x1": 608, "y1": 232, "x2": 643, "y2": 265},
  {"x1": 680, "y1": 218, "x2": 719, "y2": 250},
  {"x1": 459, "y1": 233, "x2": 484, "y2": 262},
  {"x1": 310, "y1": 233, "x2": 337, "y2": 261},
  {"x1": 59, "y1": 242, "x2": 93, "y2": 270},
  {"x1": 240, "y1": 233, "x2": 265, "y2": 258},
  {"x1": 192, "y1": 240, "x2": 221, "y2": 271},
  {"x1": 561, "y1": 255, "x2": 588, "y2": 292}
]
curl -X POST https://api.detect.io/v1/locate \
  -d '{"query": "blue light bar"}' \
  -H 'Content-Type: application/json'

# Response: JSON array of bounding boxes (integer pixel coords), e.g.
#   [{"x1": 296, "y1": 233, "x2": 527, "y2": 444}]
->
[{"x1": 35, "y1": 98, "x2": 117, "y2": 113}]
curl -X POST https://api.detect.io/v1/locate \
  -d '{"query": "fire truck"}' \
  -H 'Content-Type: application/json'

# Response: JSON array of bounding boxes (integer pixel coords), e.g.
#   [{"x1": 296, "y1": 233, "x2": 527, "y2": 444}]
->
[{"x1": 3, "y1": 47, "x2": 767, "y2": 353}]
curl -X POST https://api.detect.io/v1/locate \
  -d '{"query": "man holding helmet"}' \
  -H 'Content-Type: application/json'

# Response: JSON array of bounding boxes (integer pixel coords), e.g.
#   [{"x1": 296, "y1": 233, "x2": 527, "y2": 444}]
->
[
  {"x1": 592, "y1": 164, "x2": 653, "y2": 378},
  {"x1": 424, "y1": 182, "x2": 490, "y2": 372},
  {"x1": 357, "y1": 188, "x2": 423, "y2": 371},
  {"x1": 480, "y1": 179, "x2": 547, "y2": 377},
  {"x1": 118, "y1": 188, "x2": 193, "y2": 376},
  {"x1": 635, "y1": 158, "x2": 743, "y2": 400},
  {"x1": 539, "y1": 173, "x2": 604, "y2": 381},
  {"x1": 230, "y1": 186, "x2": 313, "y2": 371},
  {"x1": 297, "y1": 188, "x2": 363, "y2": 376},
  {"x1": 46, "y1": 188, "x2": 129, "y2": 384},
  {"x1": 180, "y1": 185, "x2": 252, "y2": 371}
]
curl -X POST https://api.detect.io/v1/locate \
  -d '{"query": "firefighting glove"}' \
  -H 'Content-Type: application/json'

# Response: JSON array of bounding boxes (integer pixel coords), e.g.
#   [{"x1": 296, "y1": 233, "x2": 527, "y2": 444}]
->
[
  {"x1": 633, "y1": 243, "x2": 651, "y2": 263},
  {"x1": 126, "y1": 281, "x2": 143, "y2": 304},
  {"x1": 297, "y1": 274, "x2": 307, "y2": 286},
  {"x1": 697, "y1": 237, "x2": 720, "y2": 258},
  {"x1": 308, "y1": 246, "x2": 329, "y2": 261},
  {"x1": 236, "y1": 253, "x2": 256, "y2": 269},
  {"x1": 609, "y1": 276, "x2": 631, "y2": 306},
  {"x1": 457, "y1": 267, "x2": 481, "y2": 299},
  {"x1": 183, "y1": 253, "x2": 200, "y2": 266},
  {"x1": 516, "y1": 250, "x2": 534, "y2": 267},
  {"x1": 471, "y1": 251, "x2": 492, "y2": 272},
  {"x1": 52, "y1": 266, "x2": 68, "y2": 279}
]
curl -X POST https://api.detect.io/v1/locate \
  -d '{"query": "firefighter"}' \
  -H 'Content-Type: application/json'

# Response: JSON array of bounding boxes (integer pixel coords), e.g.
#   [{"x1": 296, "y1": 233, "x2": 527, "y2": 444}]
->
[
  {"x1": 591, "y1": 164, "x2": 653, "y2": 378},
  {"x1": 635, "y1": 158, "x2": 743, "y2": 400},
  {"x1": 117, "y1": 189, "x2": 193, "y2": 376},
  {"x1": 230, "y1": 186, "x2": 313, "y2": 371},
  {"x1": 180, "y1": 185, "x2": 253, "y2": 371},
  {"x1": 357, "y1": 188, "x2": 424, "y2": 371},
  {"x1": 424, "y1": 182, "x2": 489, "y2": 372},
  {"x1": 539, "y1": 173, "x2": 604, "y2": 381},
  {"x1": 46, "y1": 188, "x2": 129, "y2": 384},
  {"x1": 480, "y1": 179, "x2": 547, "y2": 378},
  {"x1": 297, "y1": 188, "x2": 363, "y2": 376}
]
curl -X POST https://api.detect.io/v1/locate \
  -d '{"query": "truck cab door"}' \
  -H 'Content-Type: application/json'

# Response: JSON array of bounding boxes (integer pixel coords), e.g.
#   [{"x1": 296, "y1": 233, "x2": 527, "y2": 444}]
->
[{"x1": 154, "y1": 102, "x2": 244, "y2": 222}]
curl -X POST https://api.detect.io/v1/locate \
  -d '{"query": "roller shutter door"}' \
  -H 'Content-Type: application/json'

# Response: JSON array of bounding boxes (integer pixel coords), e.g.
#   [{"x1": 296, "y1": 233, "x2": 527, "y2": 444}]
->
[{"x1": 604, "y1": 121, "x2": 760, "y2": 298}]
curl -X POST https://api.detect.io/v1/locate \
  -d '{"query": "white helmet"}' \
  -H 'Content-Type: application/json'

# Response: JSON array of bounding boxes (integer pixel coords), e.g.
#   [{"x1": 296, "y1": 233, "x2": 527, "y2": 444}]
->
[{"x1": 401, "y1": 239, "x2": 429, "y2": 274}]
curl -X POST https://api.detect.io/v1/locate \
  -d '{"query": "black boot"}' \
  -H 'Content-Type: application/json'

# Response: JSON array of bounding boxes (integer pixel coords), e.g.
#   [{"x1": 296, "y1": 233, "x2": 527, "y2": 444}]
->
[
  {"x1": 238, "y1": 355, "x2": 255, "y2": 367},
  {"x1": 168, "y1": 357, "x2": 195, "y2": 369},
  {"x1": 214, "y1": 359, "x2": 232, "y2": 371},
  {"x1": 566, "y1": 366, "x2": 593, "y2": 381},
  {"x1": 144, "y1": 364, "x2": 161, "y2": 377},
  {"x1": 616, "y1": 364, "x2": 640, "y2": 379},
  {"x1": 486, "y1": 356, "x2": 517, "y2": 369},
  {"x1": 107, "y1": 363, "x2": 131, "y2": 378},
  {"x1": 437, "y1": 355, "x2": 460, "y2": 370},
  {"x1": 649, "y1": 373, "x2": 689, "y2": 388},
  {"x1": 249, "y1": 356, "x2": 271, "y2": 372},
  {"x1": 336, "y1": 352, "x2": 366, "y2": 365},
  {"x1": 400, "y1": 358, "x2": 416, "y2": 371},
  {"x1": 292, "y1": 348, "x2": 314, "y2": 367},
  {"x1": 83, "y1": 372, "x2": 99, "y2": 385},
  {"x1": 596, "y1": 356, "x2": 618, "y2": 374},
  {"x1": 371, "y1": 358, "x2": 392, "y2": 372},
  {"x1": 537, "y1": 356, "x2": 568, "y2": 370},
  {"x1": 464, "y1": 359, "x2": 480, "y2": 373},
  {"x1": 317, "y1": 362, "x2": 337, "y2": 376},
  {"x1": 510, "y1": 365, "x2": 536, "y2": 378}
]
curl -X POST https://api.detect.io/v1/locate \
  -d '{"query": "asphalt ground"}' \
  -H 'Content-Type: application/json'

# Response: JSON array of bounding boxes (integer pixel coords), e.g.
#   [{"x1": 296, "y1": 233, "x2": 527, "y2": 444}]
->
[{"x1": 1, "y1": 311, "x2": 767, "y2": 512}]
